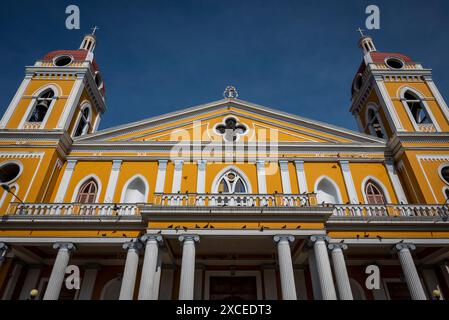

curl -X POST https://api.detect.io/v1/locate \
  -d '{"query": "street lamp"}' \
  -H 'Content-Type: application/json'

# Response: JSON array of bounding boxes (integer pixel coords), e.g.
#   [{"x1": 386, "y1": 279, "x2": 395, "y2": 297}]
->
[{"x1": 1, "y1": 184, "x2": 24, "y2": 203}]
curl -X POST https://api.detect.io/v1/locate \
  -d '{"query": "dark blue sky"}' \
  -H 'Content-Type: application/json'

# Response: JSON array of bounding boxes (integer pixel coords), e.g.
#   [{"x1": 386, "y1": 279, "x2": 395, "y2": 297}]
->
[{"x1": 1, "y1": 0, "x2": 449, "y2": 131}]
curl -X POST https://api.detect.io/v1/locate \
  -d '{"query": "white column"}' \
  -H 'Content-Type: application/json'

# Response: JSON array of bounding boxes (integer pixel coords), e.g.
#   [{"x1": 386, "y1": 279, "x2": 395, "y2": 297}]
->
[
  {"x1": 328, "y1": 243, "x2": 353, "y2": 300},
  {"x1": 424, "y1": 75, "x2": 449, "y2": 122},
  {"x1": 151, "y1": 252, "x2": 162, "y2": 300},
  {"x1": 43, "y1": 243, "x2": 76, "y2": 300},
  {"x1": 19, "y1": 265, "x2": 42, "y2": 300},
  {"x1": 374, "y1": 77, "x2": 405, "y2": 131},
  {"x1": 0, "y1": 243, "x2": 8, "y2": 268},
  {"x1": 57, "y1": 75, "x2": 85, "y2": 130},
  {"x1": 138, "y1": 234, "x2": 163, "y2": 300},
  {"x1": 307, "y1": 249, "x2": 322, "y2": 300},
  {"x1": 395, "y1": 243, "x2": 426, "y2": 300},
  {"x1": 256, "y1": 160, "x2": 267, "y2": 194},
  {"x1": 178, "y1": 235, "x2": 199, "y2": 300},
  {"x1": 0, "y1": 74, "x2": 32, "y2": 128},
  {"x1": 155, "y1": 160, "x2": 168, "y2": 193},
  {"x1": 274, "y1": 235, "x2": 297, "y2": 300},
  {"x1": 119, "y1": 241, "x2": 142, "y2": 300},
  {"x1": 196, "y1": 160, "x2": 207, "y2": 194},
  {"x1": 55, "y1": 160, "x2": 77, "y2": 203},
  {"x1": 78, "y1": 264, "x2": 100, "y2": 300},
  {"x1": 310, "y1": 235, "x2": 337, "y2": 300},
  {"x1": 1, "y1": 261, "x2": 23, "y2": 300},
  {"x1": 279, "y1": 161, "x2": 292, "y2": 194},
  {"x1": 171, "y1": 160, "x2": 184, "y2": 193},
  {"x1": 104, "y1": 160, "x2": 122, "y2": 203},
  {"x1": 339, "y1": 160, "x2": 359, "y2": 204},
  {"x1": 385, "y1": 161, "x2": 408, "y2": 204},
  {"x1": 294, "y1": 160, "x2": 308, "y2": 193}
]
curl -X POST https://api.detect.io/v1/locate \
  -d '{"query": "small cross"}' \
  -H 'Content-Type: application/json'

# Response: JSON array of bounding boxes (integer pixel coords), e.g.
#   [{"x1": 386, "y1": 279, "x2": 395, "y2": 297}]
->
[
  {"x1": 356, "y1": 27, "x2": 365, "y2": 37},
  {"x1": 91, "y1": 26, "x2": 100, "y2": 35}
]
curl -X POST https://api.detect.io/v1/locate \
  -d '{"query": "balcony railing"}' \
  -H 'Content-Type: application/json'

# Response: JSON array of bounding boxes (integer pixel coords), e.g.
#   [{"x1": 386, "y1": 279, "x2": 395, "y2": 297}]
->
[
  {"x1": 153, "y1": 193, "x2": 312, "y2": 207},
  {"x1": 7, "y1": 203, "x2": 139, "y2": 216},
  {"x1": 333, "y1": 204, "x2": 449, "y2": 218}
]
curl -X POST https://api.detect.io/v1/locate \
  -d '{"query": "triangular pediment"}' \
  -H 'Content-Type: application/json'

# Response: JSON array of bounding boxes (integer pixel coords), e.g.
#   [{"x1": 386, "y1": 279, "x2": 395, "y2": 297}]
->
[{"x1": 75, "y1": 99, "x2": 384, "y2": 145}]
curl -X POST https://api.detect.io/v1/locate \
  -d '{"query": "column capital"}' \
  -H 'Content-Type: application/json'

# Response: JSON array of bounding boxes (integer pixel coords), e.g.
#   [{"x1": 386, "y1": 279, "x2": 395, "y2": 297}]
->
[
  {"x1": 53, "y1": 242, "x2": 76, "y2": 252},
  {"x1": 0, "y1": 242, "x2": 9, "y2": 261},
  {"x1": 179, "y1": 234, "x2": 200, "y2": 243},
  {"x1": 294, "y1": 160, "x2": 305, "y2": 167},
  {"x1": 174, "y1": 159, "x2": 184, "y2": 168},
  {"x1": 256, "y1": 159, "x2": 265, "y2": 167},
  {"x1": 394, "y1": 243, "x2": 416, "y2": 252},
  {"x1": 140, "y1": 234, "x2": 164, "y2": 245},
  {"x1": 0, "y1": 242, "x2": 8, "y2": 251},
  {"x1": 279, "y1": 160, "x2": 289, "y2": 169},
  {"x1": 112, "y1": 160, "x2": 123, "y2": 171},
  {"x1": 273, "y1": 235, "x2": 295, "y2": 244},
  {"x1": 309, "y1": 235, "x2": 330, "y2": 245},
  {"x1": 197, "y1": 159, "x2": 207, "y2": 168},
  {"x1": 328, "y1": 243, "x2": 348, "y2": 251},
  {"x1": 66, "y1": 160, "x2": 77, "y2": 170},
  {"x1": 122, "y1": 240, "x2": 143, "y2": 252},
  {"x1": 158, "y1": 159, "x2": 168, "y2": 167}
]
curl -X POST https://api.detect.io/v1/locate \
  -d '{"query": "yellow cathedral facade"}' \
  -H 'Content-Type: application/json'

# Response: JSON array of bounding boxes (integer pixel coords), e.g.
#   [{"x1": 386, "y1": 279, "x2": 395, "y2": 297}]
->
[{"x1": 0, "y1": 31, "x2": 448, "y2": 301}]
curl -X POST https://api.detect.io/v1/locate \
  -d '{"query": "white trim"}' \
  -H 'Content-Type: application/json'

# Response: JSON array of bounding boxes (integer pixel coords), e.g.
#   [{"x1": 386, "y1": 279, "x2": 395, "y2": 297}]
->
[
  {"x1": 279, "y1": 161, "x2": 292, "y2": 194},
  {"x1": 398, "y1": 86, "x2": 441, "y2": 132},
  {"x1": 424, "y1": 77, "x2": 449, "y2": 123},
  {"x1": 155, "y1": 160, "x2": 168, "y2": 193},
  {"x1": 294, "y1": 160, "x2": 308, "y2": 193},
  {"x1": 437, "y1": 162, "x2": 449, "y2": 186},
  {"x1": 365, "y1": 103, "x2": 387, "y2": 138},
  {"x1": 92, "y1": 114, "x2": 101, "y2": 132},
  {"x1": 171, "y1": 160, "x2": 183, "y2": 193},
  {"x1": 339, "y1": 160, "x2": 359, "y2": 204},
  {"x1": 203, "y1": 270, "x2": 263, "y2": 300},
  {"x1": 374, "y1": 78, "x2": 405, "y2": 131},
  {"x1": 104, "y1": 160, "x2": 122, "y2": 203},
  {"x1": 314, "y1": 175, "x2": 343, "y2": 204},
  {"x1": 0, "y1": 159, "x2": 24, "y2": 185},
  {"x1": 55, "y1": 160, "x2": 77, "y2": 203},
  {"x1": 57, "y1": 76, "x2": 85, "y2": 130},
  {"x1": 361, "y1": 175, "x2": 392, "y2": 204},
  {"x1": 196, "y1": 160, "x2": 207, "y2": 193},
  {"x1": 70, "y1": 173, "x2": 102, "y2": 203},
  {"x1": 385, "y1": 161, "x2": 408, "y2": 204},
  {"x1": 119, "y1": 174, "x2": 149, "y2": 203},
  {"x1": 71, "y1": 101, "x2": 93, "y2": 137},
  {"x1": 255, "y1": 160, "x2": 266, "y2": 194},
  {"x1": 18, "y1": 84, "x2": 61, "y2": 130},
  {"x1": 0, "y1": 75, "x2": 32, "y2": 128},
  {"x1": 211, "y1": 165, "x2": 253, "y2": 194}
]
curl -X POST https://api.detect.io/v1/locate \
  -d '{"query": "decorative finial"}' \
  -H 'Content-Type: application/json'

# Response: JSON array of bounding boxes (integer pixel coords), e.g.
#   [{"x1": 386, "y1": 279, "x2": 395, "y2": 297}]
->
[
  {"x1": 223, "y1": 86, "x2": 238, "y2": 99},
  {"x1": 91, "y1": 26, "x2": 100, "y2": 35},
  {"x1": 356, "y1": 27, "x2": 365, "y2": 38}
]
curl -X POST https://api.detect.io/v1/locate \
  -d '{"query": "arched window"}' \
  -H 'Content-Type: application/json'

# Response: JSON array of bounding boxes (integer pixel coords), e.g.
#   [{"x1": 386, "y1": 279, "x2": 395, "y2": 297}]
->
[
  {"x1": 28, "y1": 89, "x2": 55, "y2": 122},
  {"x1": 74, "y1": 106, "x2": 91, "y2": 137},
  {"x1": 76, "y1": 178, "x2": 98, "y2": 203},
  {"x1": 217, "y1": 170, "x2": 247, "y2": 194},
  {"x1": 367, "y1": 109, "x2": 385, "y2": 138},
  {"x1": 316, "y1": 177, "x2": 340, "y2": 204},
  {"x1": 365, "y1": 180, "x2": 386, "y2": 204},
  {"x1": 404, "y1": 91, "x2": 432, "y2": 125},
  {"x1": 123, "y1": 177, "x2": 147, "y2": 203}
]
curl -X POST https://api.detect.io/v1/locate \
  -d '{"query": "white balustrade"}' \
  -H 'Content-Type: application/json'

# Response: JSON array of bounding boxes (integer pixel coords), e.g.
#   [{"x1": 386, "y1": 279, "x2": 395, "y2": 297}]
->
[{"x1": 10, "y1": 203, "x2": 139, "y2": 216}]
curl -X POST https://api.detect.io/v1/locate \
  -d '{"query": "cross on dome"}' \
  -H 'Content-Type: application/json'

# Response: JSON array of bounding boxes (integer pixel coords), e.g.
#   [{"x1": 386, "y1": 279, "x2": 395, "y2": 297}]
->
[{"x1": 91, "y1": 26, "x2": 100, "y2": 35}]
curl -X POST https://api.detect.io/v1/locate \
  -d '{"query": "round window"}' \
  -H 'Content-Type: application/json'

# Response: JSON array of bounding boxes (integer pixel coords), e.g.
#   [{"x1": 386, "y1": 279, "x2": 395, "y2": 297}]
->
[
  {"x1": 53, "y1": 55, "x2": 73, "y2": 67},
  {"x1": 385, "y1": 57, "x2": 404, "y2": 69},
  {"x1": 440, "y1": 166, "x2": 449, "y2": 184},
  {"x1": 0, "y1": 163, "x2": 22, "y2": 184}
]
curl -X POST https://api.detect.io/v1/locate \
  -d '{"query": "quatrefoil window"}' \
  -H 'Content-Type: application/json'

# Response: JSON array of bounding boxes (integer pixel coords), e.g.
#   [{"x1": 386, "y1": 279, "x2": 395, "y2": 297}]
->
[{"x1": 215, "y1": 117, "x2": 247, "y2": 142}]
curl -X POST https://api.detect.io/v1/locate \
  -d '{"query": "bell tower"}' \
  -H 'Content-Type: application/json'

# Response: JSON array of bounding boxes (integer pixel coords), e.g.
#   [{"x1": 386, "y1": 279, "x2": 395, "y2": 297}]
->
[
  {"x1": 0, "y1": 30, "x2": 106, "y2": 137},
  {"x1": 350, "y1": 31, "x2": 449, "y2": 140},
  {"x1": 349, "y1": 31, "x2": 449, "y2": 205}
]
